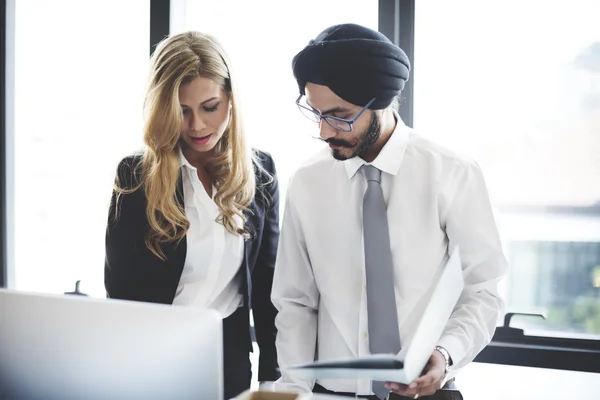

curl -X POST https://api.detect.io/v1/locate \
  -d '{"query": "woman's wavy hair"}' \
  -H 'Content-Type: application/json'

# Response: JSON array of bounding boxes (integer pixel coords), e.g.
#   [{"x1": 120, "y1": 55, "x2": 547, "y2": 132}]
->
[{"x1": 115, "y1": 31, "x2": 262, "y2": 260}]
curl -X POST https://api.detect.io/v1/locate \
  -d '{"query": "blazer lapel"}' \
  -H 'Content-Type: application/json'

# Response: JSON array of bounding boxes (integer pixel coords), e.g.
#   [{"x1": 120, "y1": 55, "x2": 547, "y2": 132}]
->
[
  {"x1": 242, "y1": 199, "x2": 259, "y2": 305},
  {"x1": 170, "y1": 172, "x2": 186, "y2": 280}
]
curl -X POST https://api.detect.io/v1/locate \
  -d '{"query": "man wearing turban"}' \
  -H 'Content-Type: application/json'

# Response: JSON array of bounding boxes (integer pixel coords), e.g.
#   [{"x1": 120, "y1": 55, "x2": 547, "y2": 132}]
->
[{"x1": 271, "y1": 23, "x2": 507, "y2": 400}]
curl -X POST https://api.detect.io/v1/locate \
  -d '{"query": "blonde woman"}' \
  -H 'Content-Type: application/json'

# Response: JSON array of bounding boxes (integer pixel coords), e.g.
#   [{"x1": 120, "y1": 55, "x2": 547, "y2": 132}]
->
[{"x1": 104, "y1": 31, "x2": 279, "y2": 399}]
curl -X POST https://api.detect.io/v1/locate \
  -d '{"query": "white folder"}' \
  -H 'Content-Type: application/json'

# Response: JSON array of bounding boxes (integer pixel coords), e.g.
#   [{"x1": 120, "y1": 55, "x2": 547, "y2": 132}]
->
[{"x1": 284, "y1": 246, "x2": 465, "y2": 384}]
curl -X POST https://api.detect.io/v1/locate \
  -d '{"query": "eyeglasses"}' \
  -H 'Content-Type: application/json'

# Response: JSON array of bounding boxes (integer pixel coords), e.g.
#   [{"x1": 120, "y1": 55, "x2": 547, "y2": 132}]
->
[{"x1": 295, "y1": 94, "x2": 376, "y2": 132}]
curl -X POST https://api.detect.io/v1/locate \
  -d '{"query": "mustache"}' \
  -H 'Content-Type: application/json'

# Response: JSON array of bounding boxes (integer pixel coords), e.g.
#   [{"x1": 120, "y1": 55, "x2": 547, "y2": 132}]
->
[{"x1": 316, "y1": 137, "x2": 354, "y2": 148}]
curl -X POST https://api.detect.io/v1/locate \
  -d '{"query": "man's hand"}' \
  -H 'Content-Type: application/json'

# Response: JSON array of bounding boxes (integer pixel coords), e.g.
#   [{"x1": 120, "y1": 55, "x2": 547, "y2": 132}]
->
[{"x1": 384, "y1": 350, "x2": 446, "y2": 398}]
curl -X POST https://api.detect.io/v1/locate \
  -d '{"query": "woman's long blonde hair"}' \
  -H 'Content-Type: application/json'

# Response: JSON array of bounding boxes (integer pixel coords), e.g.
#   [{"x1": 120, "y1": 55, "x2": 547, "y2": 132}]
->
[{"x1": 116, "y1": 31, "x2": 257, "y2": 260}]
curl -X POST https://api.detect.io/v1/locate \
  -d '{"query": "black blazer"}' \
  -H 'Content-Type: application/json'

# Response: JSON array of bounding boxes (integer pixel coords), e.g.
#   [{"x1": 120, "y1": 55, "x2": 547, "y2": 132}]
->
[{"x1": 104, "y1": 150, "x2": 279, "y2": 382}]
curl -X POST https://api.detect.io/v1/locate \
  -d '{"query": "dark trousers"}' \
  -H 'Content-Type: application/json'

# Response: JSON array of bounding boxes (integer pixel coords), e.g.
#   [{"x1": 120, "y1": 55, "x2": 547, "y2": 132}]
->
[
  {"x1": 223, "y1": 307, "x2": 252, "y2": 400},
  {"x1": 313, "y1": 382, "x2": 463, "y2": 400}
]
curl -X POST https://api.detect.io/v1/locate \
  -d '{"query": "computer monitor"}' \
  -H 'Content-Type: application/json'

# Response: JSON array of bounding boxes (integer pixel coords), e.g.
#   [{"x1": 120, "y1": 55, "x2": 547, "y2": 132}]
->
[{"x1": 0, "y1": 289, "x2": 223, "y2": 400}]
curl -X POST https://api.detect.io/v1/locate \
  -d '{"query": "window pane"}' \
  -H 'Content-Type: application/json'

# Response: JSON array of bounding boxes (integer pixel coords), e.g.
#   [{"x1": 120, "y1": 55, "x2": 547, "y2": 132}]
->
[
  {"x1": 14, "y1": 0, "x2": 149, "y2": 297},
  {"x1": 415, "y1": 0, "x2": 600, "y2": 337},
  {"x1": 171, "y1": 0, "x2": 378, "y2": 205}
]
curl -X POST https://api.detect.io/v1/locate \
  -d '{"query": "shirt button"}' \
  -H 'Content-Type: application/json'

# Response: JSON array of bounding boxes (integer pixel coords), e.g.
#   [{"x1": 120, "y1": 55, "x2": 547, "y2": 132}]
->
[{"x1": 362, "y1": 332, "x2": 368, "y2": 339}]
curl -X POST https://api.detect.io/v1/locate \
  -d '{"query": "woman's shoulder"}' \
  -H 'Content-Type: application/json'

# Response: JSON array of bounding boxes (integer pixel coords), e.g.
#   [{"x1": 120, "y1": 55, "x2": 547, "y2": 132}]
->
[
  {"x1": 115, "y1": 152, "x2": 144, "y2": 189},
  {"x1": 252, "y1": 148, "x2": 276, "y2": 176},
  {"x1": 251, "y1": 149, "x2": 278, "y2": 209}
]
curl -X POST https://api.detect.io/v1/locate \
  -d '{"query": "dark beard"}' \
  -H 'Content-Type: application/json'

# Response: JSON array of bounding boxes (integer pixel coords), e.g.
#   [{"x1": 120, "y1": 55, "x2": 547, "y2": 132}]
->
[{"x1": 331, "y1": 112, "x2": 381, "y2": 161}]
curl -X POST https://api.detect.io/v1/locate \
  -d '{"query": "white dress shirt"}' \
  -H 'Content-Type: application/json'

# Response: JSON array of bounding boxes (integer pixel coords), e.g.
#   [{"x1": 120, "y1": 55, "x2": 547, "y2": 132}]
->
[
  {"x1": 272, "y1": 112, "x2": 508, "y2": 395},
  {"x1": 172, "y1": 147, "x2": 244, "y2": 319}
]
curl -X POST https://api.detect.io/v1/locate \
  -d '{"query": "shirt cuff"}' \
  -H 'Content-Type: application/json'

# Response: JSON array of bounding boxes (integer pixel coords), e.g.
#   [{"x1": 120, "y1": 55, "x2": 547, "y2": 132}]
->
[{"x1": 437, "y1": 334, "x2": 468, "y2": 368}]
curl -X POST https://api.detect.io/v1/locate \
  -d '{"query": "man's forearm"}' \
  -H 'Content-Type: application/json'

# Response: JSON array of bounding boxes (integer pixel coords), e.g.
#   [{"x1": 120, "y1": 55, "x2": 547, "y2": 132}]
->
[
  {"x1": 275, "y1": 303, "x2": 318, "y2": 390},
  {"x1": 437, "y1": 286, "x2": 504, "y2": 369}
]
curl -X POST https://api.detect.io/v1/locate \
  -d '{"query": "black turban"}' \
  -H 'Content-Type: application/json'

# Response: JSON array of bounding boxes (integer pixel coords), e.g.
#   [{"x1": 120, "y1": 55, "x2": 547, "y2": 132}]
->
[{"x1": 292, "y1": 23, "x2": 411, "y2": 110}]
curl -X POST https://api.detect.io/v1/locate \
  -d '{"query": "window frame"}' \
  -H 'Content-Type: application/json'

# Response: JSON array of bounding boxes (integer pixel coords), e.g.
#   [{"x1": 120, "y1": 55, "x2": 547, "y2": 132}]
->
[
  {"x1": 378, "y1": 0, "x2": 414, "y2": 128},
  {"x1": 2, "y1": 0, "x2": 15, "y2": 290},
  {"x1": 150, "y1": 0, "x2": 170, "y2": 55}
]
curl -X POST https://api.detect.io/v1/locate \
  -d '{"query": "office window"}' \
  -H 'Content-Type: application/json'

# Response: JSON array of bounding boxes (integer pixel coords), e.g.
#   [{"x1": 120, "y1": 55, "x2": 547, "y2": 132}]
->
[
  {"x1": 171, "y1": 0, "x2": 379, "y2": 205},
  {"x1": 414, "y1": 0, "x2": 600, "y2": 338},
  {"x1": 415, "y1": 2, "x2": 600, "y2": 397},
  {"x1": 13, "y1": 0, "x2": 150, "y2": 297}
]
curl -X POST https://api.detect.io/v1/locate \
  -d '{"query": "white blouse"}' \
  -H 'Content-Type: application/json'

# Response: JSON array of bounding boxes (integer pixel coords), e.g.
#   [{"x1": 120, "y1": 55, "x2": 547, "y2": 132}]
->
[{"x1": 172, "y1": 147, "x2": 245, "y2": 319}]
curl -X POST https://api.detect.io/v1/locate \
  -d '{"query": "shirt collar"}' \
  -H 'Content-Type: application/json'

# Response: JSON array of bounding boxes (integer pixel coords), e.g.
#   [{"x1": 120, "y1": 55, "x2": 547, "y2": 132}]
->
[
  {"x1": 344, "y1": 109, "x2": 410, "y2": 179},
  {"x1": 178, "y1": 145, "x2": 197, "y2": 171}
]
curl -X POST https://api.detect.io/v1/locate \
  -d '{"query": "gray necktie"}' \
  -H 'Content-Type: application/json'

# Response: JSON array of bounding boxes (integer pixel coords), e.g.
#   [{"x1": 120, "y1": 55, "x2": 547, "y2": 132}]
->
[{"x1": 363, "y1": 165, "x2": 402, "y2": 400}]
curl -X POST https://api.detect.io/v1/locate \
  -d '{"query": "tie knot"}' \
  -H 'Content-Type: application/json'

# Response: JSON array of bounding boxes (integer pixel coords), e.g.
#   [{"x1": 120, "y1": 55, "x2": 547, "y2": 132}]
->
[{"x1": 363, "y1": 165, "x2": 381, "y2": 184}]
